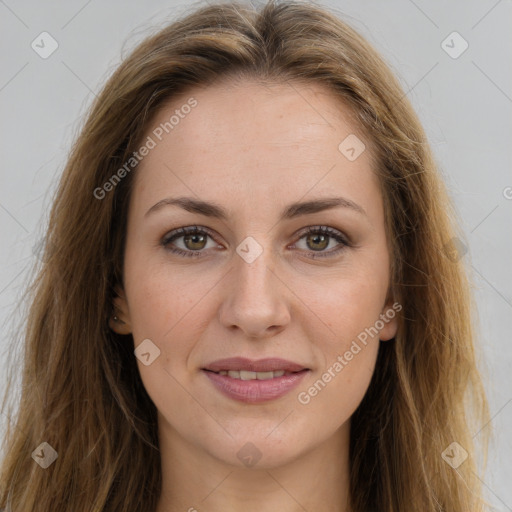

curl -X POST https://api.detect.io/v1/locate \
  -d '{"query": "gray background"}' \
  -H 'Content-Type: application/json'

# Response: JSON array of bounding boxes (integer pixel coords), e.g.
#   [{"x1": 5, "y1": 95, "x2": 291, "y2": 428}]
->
[{"x1": 0, "y1": 0, "x2": 510, "y2": 509}]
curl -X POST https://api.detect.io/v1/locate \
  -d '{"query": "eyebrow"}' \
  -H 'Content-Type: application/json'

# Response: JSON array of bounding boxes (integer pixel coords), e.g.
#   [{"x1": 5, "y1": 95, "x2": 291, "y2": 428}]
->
[{"x1": 145, "y1": 195, "x2": 367, "y2": 220}]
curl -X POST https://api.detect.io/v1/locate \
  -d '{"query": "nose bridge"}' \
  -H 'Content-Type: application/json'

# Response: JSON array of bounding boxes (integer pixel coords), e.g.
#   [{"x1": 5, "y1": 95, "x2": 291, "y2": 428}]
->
[
  {"x1": 233, "y1": 236, "x2": 279, "y2": 306},
  {"x1": 219, "y1": 235, "x2": 290, "y2": 336}
]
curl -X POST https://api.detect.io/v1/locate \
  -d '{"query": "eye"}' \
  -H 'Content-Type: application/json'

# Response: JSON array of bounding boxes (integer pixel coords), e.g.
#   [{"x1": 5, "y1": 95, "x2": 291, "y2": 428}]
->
[
  {"x1": 161, "y1": 225, "x2": 351, "y2": 259},
  {"x1": 161, "y1": 226, "x2": 219, "y2": 258},
  {"x1": 293, "y1": 225, "x2": 350, "y2": 259}
]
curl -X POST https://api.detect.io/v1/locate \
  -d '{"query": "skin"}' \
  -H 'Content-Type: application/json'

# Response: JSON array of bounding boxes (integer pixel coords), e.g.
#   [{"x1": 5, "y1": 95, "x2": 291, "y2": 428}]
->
[{"x1": 110, "y1": 78, "x2": 398, "y2": 512}]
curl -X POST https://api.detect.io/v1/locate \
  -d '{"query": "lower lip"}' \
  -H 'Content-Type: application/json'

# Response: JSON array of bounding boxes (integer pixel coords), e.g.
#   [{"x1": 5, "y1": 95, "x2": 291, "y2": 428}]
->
[{"x1": 203, "y1": 370, "x2": 309, "y2": 403}]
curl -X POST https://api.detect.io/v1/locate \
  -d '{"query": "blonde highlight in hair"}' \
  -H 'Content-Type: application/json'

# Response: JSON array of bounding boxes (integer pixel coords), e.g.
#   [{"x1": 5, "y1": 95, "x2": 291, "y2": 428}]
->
[{"x1": 0, "y1": 1, "x2": 491, "y2": 510}]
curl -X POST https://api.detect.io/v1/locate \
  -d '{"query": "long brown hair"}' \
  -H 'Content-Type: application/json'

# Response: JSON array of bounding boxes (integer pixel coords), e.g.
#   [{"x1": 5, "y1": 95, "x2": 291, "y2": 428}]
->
[{"x1": 0, "y1": 1, "x2": 491, "y2": 510}]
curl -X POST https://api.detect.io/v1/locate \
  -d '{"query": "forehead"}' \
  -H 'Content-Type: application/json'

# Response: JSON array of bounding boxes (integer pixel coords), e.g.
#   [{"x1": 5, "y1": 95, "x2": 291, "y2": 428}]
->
[
  {"x1": 131, "y1": 78, "x2": 381, "y2": 218},
  {"x1": 146, "y1": 78, "x2": 369, "y2": 154}
]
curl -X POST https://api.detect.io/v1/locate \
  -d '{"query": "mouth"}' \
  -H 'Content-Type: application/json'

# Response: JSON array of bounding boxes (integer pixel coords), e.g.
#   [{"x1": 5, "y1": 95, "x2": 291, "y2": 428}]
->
[
  {"x1": 203, "y1": 369, "x2": 307, "y2": 380},
  {"x1": 201, "y1": 357, "x2": 310, "y2": 403},
  {"x1": 202, "y1": 356, "x2": 309, "y2": 374}
]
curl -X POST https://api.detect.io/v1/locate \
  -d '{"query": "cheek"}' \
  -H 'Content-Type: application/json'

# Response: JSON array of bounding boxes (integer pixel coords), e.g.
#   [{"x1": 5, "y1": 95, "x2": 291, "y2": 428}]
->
[
  {"x1": 296, "y1": 342, "x2": 379, "y2": 435},
  {"x1": 124, "y1": 264, "x2": 208, "y2": 414},
  {"x1": 295, "y1": 263, "x2": 389, "y2": 342},
  {"x1": 291, "y1": 262, "x2": 387, "y2": 409},
  {"x1": 311, "y1": 279, "x2": 382, "y2": 387},
  {"x1": 294, "y1": 279, "x2": 383, "y2": 426},
  {"x1": 124, "y1": 250, "x2": 213, "y2": 340}
]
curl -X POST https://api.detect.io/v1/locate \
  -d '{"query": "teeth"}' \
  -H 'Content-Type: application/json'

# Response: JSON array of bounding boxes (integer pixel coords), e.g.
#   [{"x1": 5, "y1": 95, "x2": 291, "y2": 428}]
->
[
  {"x1": 239, "y1": 370, "x2": 256, "y2": 380},
  {"x1": 217, "y1": 370, "x2": 288, "y2": 380},
  {"x1": 254, "y1": 371, "x2": 274, "y2": 380}
]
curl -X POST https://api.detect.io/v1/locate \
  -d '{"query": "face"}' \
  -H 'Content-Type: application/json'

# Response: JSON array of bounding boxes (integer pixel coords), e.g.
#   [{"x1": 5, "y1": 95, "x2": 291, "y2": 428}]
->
[{"x1": 112, "y1": 79, "x2": 397, "y2": 469}]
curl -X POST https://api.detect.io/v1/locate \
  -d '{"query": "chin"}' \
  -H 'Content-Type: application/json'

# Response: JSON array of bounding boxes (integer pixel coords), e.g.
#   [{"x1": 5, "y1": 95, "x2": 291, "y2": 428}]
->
[{"x1": 205, "y1": 429, "x2": 310, "y2": 470}]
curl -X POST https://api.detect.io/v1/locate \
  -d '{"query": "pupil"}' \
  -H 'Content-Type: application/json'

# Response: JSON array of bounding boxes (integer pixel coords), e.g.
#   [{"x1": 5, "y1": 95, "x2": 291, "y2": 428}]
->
[
  {"x1": 186, "y1": 234, "x2": 206, "y2": 250},
  {"x1": 309, "y1": 234, "x2": 328, "y2": 251}
]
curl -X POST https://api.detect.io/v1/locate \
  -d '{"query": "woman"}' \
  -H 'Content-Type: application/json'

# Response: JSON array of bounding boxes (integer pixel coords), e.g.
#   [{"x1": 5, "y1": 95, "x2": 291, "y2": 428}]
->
[{"x1": 0, "y1": 1, "x2": 491, "y2": 510}]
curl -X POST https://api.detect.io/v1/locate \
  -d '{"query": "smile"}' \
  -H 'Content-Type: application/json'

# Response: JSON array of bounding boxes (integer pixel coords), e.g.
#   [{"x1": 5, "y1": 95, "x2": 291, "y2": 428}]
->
[
  {"x1": 210, "y1": 369, "x2": 294, "y2": 380},
  {"x1": 202, "y1": 368, "x2": 309, "y2": 403}
]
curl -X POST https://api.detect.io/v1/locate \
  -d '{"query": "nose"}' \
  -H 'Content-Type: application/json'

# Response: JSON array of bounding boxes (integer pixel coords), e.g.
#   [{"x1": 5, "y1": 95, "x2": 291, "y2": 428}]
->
[{"x1": 218, "y1": 242, "x2": 291, "y2": 339}]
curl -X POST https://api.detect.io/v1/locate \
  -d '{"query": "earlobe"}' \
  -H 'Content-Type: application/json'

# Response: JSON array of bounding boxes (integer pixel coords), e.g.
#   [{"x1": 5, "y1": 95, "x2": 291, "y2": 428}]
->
[
  {"x1": 109, "y1": 287, "x2": 133, "y2": 334},
  {"x1": 379, "y1": 318, "x2": 397, "y2": 342},
  {"x1": 379, "y1": 299, "x2": 400, "y2": 342}
]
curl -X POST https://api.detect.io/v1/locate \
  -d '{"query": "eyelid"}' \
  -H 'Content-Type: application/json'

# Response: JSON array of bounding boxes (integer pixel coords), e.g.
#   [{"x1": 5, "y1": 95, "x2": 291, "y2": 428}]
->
[
  {"x1": 290, "y1": 225, "x2": 351, "y2": 259},
  {"x1": 161, "y1": 225, "x2": 218, "y2": 245},
  {"x1": 294, "y1": 225, "x2": 351, "y2": 246}
]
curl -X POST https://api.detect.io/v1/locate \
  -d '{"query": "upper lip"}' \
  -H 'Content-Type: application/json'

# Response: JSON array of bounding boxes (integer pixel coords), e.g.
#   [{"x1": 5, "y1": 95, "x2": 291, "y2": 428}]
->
[{"x1": 203, "y1": 357, "x2": 309, "y2": 373}]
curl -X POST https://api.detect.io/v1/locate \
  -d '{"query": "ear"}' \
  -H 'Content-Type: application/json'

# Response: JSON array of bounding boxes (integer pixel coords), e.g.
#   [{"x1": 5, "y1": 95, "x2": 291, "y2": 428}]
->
[
  {"x1": 378, "y1": 297, "x2": 400, "y2": 342},
  {"x1": 109, "y1": 286, "x2": 133, "y2": 335}
]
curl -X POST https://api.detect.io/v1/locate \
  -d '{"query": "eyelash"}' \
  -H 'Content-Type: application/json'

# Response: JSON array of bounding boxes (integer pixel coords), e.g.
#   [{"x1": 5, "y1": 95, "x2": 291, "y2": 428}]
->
[{"x1": 161, "y1": 225, "x2": 351, "y2": 260}]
